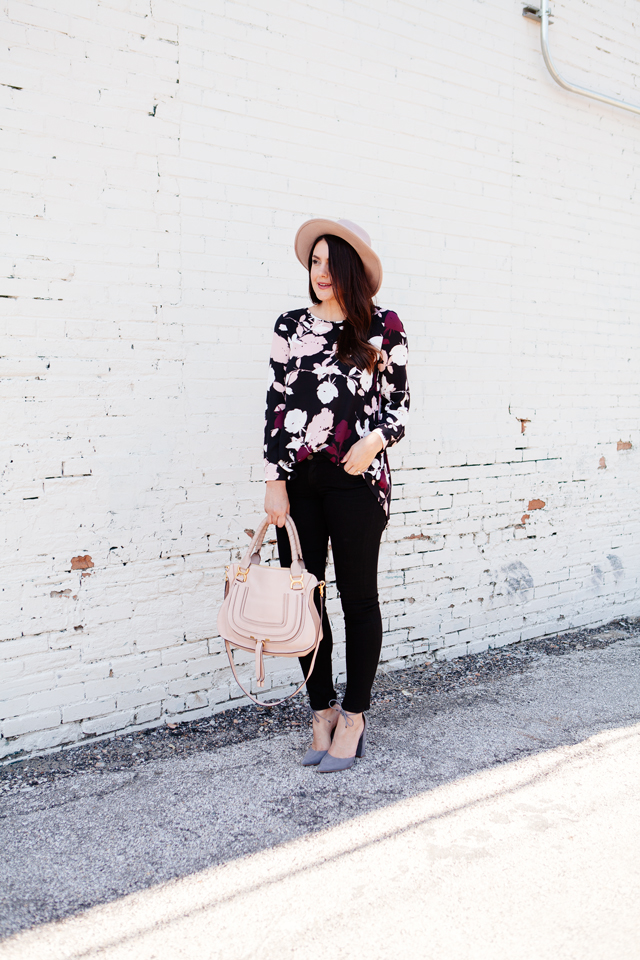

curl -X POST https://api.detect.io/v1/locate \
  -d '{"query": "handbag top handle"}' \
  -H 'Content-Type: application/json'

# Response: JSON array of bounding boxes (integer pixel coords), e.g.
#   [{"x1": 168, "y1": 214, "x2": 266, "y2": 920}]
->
[{"x1": 241, "y1": 515, "x2": 304, "y2": 576}]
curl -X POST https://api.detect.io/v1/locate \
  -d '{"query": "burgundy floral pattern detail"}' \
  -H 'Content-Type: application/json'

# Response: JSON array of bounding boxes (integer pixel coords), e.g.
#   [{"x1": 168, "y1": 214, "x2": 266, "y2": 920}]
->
[{"x1": 264, "y1": 307, "x2": 409, "y2": 518}]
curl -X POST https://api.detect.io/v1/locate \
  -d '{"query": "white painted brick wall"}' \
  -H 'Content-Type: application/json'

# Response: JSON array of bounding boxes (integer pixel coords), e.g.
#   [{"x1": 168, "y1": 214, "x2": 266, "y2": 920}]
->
[{"x1": 2, "y1": 0, "x2": 639, "y2": 759}]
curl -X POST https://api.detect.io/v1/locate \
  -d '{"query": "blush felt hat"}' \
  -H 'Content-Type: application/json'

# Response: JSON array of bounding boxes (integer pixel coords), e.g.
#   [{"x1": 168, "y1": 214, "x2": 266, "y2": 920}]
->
[{"x1": 294, "y1": 218, "x2": 383, "y2": 296}]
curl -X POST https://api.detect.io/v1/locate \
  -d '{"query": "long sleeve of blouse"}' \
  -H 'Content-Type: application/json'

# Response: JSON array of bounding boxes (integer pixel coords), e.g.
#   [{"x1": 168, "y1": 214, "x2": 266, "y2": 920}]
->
[
  {"x1": 263, "y1": 306, "x2": 410, "y2": 517},
  {"x1": 375, "y1": 311, "x2": 410, "y2": 449},
  {"x1": 263, "y1": 315, "x2": 292, "y2": 481}
]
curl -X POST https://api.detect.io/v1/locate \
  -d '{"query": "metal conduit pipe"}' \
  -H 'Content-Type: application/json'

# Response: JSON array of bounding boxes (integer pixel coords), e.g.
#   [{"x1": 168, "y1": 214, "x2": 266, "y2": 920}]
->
[{"x1": 523, "y1": 0, "x2": 640, "y2": 117}]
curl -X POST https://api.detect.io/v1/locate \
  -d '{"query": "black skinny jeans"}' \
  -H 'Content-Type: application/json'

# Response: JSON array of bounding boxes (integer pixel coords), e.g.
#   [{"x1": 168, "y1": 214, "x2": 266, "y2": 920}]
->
[{"x1": 276, "y1": 456, "x2": 387, "y2": 713}]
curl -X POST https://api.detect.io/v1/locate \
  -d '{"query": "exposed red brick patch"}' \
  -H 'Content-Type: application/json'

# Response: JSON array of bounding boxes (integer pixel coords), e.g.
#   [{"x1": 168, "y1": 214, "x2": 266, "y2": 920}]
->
[
  {"x1": 50, "y1": 589, "x2": 72, "y2": 598},
  {"x1": 617, "y1": 441, "x2": 632, "y2": 451},
  {"x1": 527, "y1": 499, "x2": 545, "y2": 511},
  {"x1": 598, "y1": 456, "x2": 607, "y2": 469},
  {"x1": 244, "y1": 528, "x2": 255, "y2": 538},
  {"x1": 517, "y1": 418, "x2": 531, "y2": 434},
  {"x1": 71, "y1": 554, "x2": 94, "y2": 570},
  {"x1": 521, "y1": 514, "x2": 530, "y2": 523},
  {"x1": 405, "y1": 533, "x2": 431, "y2": 540}
]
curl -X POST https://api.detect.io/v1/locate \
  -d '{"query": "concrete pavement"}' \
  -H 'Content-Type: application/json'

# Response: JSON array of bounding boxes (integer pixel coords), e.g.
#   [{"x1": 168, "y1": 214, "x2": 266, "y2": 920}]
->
[{"x1": 1, "y1": 631, "x2": 639, "y2": 958}]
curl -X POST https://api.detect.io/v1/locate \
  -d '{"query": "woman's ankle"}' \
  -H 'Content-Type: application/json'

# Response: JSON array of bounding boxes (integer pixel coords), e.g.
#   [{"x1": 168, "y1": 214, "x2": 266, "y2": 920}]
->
[
  {"x1": 327, "y1": 711, "x2": 364, "y2": 758},
  {"x1": 312, "y1": 706, "x2": 338, "y2": 721}
]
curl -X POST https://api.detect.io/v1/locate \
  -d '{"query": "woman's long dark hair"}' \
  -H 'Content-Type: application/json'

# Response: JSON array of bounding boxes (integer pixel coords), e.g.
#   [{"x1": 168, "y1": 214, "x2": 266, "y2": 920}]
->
[{"x1": 308, "y1": 234, "x2": 378, "y2": 373}]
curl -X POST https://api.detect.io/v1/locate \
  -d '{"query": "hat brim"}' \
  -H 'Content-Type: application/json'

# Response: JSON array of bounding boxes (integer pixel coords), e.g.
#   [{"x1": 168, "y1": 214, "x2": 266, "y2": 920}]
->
[{"x1": 294, "y1": 219, "x2": 383, "y2": 296}]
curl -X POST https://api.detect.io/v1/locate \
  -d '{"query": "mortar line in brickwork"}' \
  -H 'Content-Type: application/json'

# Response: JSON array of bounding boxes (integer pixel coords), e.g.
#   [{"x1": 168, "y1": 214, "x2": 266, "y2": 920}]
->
[{"x1": 396, "y1": 457, "x2": 562, "y2": 471}]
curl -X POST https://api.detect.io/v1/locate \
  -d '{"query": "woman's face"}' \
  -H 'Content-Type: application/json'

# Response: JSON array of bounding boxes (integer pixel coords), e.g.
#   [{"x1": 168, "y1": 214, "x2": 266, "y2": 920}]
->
[{"x1": 310, "y1": 239, "x2": 336, "y2": 302}]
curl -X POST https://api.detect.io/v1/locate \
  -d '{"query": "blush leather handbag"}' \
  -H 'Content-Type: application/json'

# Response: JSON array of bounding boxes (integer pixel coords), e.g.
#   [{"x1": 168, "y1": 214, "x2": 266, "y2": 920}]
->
[{"x1": 217, "y1": 515, "x2": 325, "y2": 706}]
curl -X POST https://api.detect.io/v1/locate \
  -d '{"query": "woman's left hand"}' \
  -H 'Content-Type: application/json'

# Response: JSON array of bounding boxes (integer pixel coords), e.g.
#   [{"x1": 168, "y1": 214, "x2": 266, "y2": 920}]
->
[{"x1": 341, "y1": 432, "x2": 385, "y2": 475}]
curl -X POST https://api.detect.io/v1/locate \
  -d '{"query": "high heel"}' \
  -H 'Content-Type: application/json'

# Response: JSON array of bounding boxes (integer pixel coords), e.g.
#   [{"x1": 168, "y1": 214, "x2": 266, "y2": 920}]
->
[
  {"x1": 301, "y1": 706, "x2": 339, "y2": 766},
  {"x1": 317, "y1": 710, "x2": 366, "y2": 773},
  {"x1": 356, "y1": 713, "x2": 367, "y2": 758}
]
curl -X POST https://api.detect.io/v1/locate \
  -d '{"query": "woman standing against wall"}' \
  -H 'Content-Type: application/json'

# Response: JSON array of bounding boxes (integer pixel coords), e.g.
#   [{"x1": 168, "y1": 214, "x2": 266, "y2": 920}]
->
[{"x1": 263, "y1": 219, "x2": 409, "y2": 772}]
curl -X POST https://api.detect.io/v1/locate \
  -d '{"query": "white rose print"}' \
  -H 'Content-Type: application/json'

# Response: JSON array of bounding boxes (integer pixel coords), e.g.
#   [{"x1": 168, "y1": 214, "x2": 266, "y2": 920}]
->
[
  {"x1": 317, "y1": 380, "x2": 339, "y2": 403},
  {"x1": 359, "y1": 369, "x2": 373, "y2": 392},
  {"x1": 389, "y1": 343, "x2": 408, "y2": 366},
  {"x1": 284, "y1": 408, "x2": 307, "y2": 433}
]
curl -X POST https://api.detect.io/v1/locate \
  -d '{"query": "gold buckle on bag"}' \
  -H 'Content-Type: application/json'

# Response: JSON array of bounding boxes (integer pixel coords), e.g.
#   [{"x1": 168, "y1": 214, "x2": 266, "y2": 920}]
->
[
  {"x1": 236, "y1": 566, "x2": 250, "y2": 583},
  {"x1": 290, "y1": 573, "x2": 304, "y2": 590},
  {"x1": 318, "y1": 581, "x2": 325, "y2": 597}
]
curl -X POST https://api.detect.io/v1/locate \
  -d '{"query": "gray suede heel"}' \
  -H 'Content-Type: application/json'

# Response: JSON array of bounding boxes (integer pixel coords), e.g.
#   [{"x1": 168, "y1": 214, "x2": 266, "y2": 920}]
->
[{"x1": 317, "y1": 714, "x2": 366, "y2": 773}]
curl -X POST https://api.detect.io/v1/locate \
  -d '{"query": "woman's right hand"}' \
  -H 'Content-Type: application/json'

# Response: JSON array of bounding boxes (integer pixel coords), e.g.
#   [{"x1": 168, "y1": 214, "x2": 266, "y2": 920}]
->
[{"x1": 265, "y1": 480, "x2": 289, "y2": 527}]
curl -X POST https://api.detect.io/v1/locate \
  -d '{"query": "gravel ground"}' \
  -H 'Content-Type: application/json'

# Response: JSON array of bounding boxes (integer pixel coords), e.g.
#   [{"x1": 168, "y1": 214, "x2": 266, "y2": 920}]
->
[
  {"x1": 2, "y1": 616, "x2": 636, "y2": 793},
  {"x1": 1, "y1": 616, "x2": 638, "y2": 945}
]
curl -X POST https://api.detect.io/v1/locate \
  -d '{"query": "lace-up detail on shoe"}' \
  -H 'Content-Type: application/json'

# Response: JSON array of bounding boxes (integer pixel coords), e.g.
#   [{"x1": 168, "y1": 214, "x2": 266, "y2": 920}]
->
[
  {"x1": 311, "y1": 708, "x2": 335, "y2": 724},
  {"x1": 329, "y1": 699, "x2": 357, "y2": 728}
]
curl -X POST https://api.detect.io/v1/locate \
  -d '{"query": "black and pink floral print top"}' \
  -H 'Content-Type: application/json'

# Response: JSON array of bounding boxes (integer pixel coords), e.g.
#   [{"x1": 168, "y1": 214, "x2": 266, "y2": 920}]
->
[{"x1": 264, "y1": 306, "x2": 409, "y2": 518}]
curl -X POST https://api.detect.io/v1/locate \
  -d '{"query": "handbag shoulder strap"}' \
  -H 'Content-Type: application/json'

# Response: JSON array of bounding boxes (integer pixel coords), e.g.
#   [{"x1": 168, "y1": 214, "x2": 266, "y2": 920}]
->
[{"x1": 223, "y1": 588, "x2": 324, "y2": 707}]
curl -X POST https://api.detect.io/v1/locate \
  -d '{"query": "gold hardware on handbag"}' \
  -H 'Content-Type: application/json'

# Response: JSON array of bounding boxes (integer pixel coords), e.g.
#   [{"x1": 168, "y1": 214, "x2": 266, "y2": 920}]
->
[{"x1": 217, "y1": 515, "x2": 325, "y2": 706}]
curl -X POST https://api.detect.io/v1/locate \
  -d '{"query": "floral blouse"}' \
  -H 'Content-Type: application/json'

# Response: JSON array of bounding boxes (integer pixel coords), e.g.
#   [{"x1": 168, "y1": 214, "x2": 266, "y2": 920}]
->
[{"x1": 263, "y1": 306, "x2": 409, "y2": 518}]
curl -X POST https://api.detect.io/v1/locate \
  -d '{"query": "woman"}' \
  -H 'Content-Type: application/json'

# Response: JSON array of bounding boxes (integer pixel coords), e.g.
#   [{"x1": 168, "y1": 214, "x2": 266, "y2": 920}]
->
[{"x1": 264, "y1": 218, "x2": 409, "y2": 772}]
